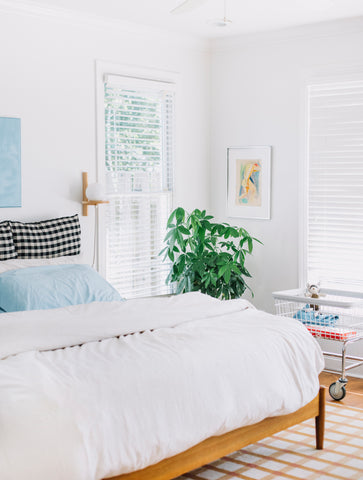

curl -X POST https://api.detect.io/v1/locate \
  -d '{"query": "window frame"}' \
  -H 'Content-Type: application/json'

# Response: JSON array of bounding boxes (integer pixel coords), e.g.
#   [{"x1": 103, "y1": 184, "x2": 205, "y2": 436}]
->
[
  {"x1": 95, "y1": 61, "x2": 180, "y2": 279},
  {"x1": 299, "y1": 67, "x2": 363, "y2": 290}
]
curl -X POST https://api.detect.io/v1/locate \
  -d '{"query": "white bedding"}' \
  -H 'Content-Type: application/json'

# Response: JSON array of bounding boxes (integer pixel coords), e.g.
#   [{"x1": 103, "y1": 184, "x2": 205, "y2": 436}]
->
[
  {"x1": 0, "y1": 292, "x2": 324, "y2": 480},
  {"x1": 0, "y1": 254, "x2": 86, "y2": 274}
]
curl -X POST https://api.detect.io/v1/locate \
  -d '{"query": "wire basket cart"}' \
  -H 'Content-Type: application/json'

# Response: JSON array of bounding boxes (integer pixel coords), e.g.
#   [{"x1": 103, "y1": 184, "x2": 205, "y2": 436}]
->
[{"x1": 273, "y1": 288, "x2": 363, "y2": 401}]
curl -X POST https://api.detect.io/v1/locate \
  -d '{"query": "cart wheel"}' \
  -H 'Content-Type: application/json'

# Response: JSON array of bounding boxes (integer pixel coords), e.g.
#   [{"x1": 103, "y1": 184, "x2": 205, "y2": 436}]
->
[{"x1": 329, "y1": 382, "x2": 346, "y2": 401}]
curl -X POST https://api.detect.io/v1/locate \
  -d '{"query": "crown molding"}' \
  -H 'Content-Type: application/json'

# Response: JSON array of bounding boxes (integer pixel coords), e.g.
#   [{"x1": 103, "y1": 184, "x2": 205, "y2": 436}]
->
[
  {"x1": 3, "y1": 0, "x2": 361, "y2": 55},
  {"x1": 211, "y1": 16, "x2": 363, "y2": 53},
  {"x1": 0, "y1": 0, "x2": 210, "y2": 53}
]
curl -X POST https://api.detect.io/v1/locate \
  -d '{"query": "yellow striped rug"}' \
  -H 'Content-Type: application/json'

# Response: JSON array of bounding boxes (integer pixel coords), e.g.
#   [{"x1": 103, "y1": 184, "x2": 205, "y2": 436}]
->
[{"x1": 178, "y1": 403, "x2": 363, "y2": 480}]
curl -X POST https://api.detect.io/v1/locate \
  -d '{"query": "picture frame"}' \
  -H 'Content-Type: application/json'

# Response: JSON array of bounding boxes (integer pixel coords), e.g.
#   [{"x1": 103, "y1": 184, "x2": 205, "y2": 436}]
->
[{"x1": 227, "y1": 146, "x2": 271, "y2": 219}]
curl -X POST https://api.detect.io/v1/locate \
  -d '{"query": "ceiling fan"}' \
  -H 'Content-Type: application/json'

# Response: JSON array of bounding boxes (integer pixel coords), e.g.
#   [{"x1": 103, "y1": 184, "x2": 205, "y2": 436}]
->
[{"x1": 170, "y1": 0, "x2": 232, "y2": 27}]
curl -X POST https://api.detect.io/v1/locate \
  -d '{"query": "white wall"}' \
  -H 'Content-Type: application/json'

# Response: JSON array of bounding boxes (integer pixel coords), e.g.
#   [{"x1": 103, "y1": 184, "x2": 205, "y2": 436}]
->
[
  {"x1": 0, "y1": 5, "x2": 211, "y2": 261},
  {"x1": 210, "y1": 18, "x2": 363, "y2": 313},
  {"x1": 210, "y1": 18, "x2": 363, "y2": 376}
]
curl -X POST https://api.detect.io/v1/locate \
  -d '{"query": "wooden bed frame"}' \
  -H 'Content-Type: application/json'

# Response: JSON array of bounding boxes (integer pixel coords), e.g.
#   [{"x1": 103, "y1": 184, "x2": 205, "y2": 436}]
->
[{"x1": 107, "y1": 386, "x2": 325, "y2": 480}]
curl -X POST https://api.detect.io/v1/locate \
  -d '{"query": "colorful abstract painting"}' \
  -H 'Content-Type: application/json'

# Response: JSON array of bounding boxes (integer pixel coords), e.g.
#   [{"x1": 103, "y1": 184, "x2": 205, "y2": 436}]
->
[
  {"x1": 235, "y1": 159, "x2": 261, "y2": 206},
  {"x1": 227, "y1": 146, "x2": 271, "y2": 219},
  {"x1": 0, "y1": 117, "x2": 21, "y2": 207}
]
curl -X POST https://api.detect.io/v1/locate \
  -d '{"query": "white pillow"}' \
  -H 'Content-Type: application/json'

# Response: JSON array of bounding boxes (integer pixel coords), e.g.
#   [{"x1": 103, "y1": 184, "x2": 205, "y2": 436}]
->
[{"x1": 0, "y1": 255, "x2": 88, "y2": 274}]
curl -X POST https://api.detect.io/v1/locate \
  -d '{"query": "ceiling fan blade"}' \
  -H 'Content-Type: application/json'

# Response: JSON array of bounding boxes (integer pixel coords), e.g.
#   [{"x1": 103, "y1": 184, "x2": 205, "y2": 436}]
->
[{"x1": 170, "y1": 0, "x2": 210, "y2": 15}]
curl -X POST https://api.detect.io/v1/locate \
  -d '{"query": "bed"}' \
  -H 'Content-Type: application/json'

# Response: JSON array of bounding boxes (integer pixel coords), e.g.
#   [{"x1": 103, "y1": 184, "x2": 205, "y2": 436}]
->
[{"x1": 0, "y1": 216, "x2": 325, "y2": 480}]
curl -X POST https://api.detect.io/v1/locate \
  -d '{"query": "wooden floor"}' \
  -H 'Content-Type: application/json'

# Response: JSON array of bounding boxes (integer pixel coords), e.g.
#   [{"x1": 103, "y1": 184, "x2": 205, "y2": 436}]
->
[{"x1": 320, "y1": 371, "x2": 363, "y2": 408}]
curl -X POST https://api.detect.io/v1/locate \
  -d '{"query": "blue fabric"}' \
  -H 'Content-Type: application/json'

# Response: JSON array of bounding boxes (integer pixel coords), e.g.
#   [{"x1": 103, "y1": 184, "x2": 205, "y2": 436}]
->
[
  {"x1": 294, "y1": 304, "x2": 339, "y2": 326},
  {"x1": 0, "y1": 264, "x2": 123, "y2": 312}
]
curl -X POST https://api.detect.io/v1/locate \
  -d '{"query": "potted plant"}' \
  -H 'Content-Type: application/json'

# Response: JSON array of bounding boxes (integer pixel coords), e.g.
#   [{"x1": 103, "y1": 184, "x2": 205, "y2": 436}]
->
[{"x1": 160, "y1": 207, "x2": 261, "y2": 299}]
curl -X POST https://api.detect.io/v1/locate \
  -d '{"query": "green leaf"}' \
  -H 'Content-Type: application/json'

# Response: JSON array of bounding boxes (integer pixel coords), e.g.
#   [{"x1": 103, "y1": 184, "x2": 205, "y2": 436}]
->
[
  {"x1": 201, "y1": 220, "x2": 212, "y2": 231},
  {"x1": 218, "y1": 264, "x2": 229, "y2": 278},
  {"x1": 210, "y1": 272, "x2": 217, "y2": 286},
  {"x1": 252, "y1": 237, "x2": 263, "y2": 245},
  {"x1": 232, "y1": 264, "x2": 241, "y2": 274},
  {"x1": 177, "y1": 254, "x2": 186, "y2": 273},
  {"x1": 223, "y1": 228, "x2": 231, "y2": 239},
  {"x1": 229, "y1": 227, "x2": 239, "y2": 238},
  {"x1": 223, "y1": 266, "x2": 232, "y2": 284},
  {"x1": 178, "y1": 225, "x2": 190, "y2": 235},
  {"x1": 166, "y1": 210, "x2": 176, "y2": 227},
  {"x1": 176, "y1": 231, "x2": 185, "y2": 250},
  {"x1": 247, "y1": 237, "x2": 253, "y2": 254},
  {"x1": 164, "y1": 230, "x2": 173, "y2": 241},
  {"x1": 218, "y1": 225, "x2": 226, "y2": 236},
  {"x1": 241, "y1": 266, "x2": 252, "y2": 277},
  {"x1": 176, "y1": 278, "x2": 186, "y2": 294},
  {"x1": 165, "y1": 269, "x2": 173, "y2": 285},
  {"x1": 211, "y1": 225, "x2": 219, "y2": 235},
  {"x1": 239, "y1": 236, "x2": 249, "y2": 248},
  {"x1": 175, "y1": 207, "x2": 185, "y2": 223}
]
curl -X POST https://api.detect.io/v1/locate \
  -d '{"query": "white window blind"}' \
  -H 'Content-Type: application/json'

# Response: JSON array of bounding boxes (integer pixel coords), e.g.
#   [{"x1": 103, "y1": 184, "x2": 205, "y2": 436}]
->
[
  {"x1": 103, "y1": 75, "x2": 175, "y2": 299},
  {"x1": 306, "y1": 80, "x2": 363, "y2": 290}
]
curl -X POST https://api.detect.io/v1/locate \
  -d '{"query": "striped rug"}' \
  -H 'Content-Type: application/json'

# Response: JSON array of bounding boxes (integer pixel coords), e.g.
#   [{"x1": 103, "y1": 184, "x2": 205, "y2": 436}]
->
[{"x1": 178, "y1": 403, "x2": 363, "y2": 480}]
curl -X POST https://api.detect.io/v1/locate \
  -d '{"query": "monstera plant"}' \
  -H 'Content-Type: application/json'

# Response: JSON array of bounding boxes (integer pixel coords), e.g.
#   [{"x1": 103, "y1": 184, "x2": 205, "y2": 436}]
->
[{"x1": 160, "y1": 208, "x2": 261, "y2": 299}]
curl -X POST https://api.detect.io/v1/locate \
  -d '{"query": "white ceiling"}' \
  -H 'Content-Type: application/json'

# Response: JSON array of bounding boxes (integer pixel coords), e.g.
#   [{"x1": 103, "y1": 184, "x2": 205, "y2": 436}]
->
[{"x1": 20, "y1": 0, "x2": 363, "y2": 38}]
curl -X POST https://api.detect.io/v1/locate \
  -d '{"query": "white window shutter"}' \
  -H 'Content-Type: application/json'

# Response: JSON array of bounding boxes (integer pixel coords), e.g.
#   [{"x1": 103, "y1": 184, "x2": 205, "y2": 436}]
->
[
  {"x1": 103, "y1": 77, "x2": 174, "y2": 298},
  {"x1": 307, "y1": 80, "x2": 363, "y2": 290}
]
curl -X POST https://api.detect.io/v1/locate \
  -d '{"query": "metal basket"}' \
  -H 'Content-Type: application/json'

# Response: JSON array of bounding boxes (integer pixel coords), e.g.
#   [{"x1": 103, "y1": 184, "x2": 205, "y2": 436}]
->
[{"x1": 273, "y1": 288, "x2": 363, "y2": 401}]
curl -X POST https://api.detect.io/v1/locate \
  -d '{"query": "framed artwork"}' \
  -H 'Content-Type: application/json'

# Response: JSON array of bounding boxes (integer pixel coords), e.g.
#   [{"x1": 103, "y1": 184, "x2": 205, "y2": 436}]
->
[
  {"x1": 227, "y1": 146, "x2": 271, "y2": 219},
  {"x1": 0, "y1": 117, "x2": 21, "y2": 207}
]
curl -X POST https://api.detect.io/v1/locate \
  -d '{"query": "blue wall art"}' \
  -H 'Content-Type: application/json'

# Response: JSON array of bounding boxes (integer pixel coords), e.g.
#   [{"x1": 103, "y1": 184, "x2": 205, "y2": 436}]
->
[{"x1": 0, "y1": 117, "x2": 21, "y2": 207}]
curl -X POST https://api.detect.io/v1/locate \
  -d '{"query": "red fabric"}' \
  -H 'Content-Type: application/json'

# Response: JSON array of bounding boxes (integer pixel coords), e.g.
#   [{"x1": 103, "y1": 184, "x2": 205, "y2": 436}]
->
[{"x1": 306, "y1": 324, "x2": 357, "y2": 340}]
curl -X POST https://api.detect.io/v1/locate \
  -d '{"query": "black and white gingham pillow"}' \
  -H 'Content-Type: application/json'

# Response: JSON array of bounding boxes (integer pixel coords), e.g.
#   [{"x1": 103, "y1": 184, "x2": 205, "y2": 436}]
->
[
  {"x1": 10, "y1": 215, "x2": 81, "y2": 259},
  {"x1": 0, "y1": 222, "x2": 17, "y2": 261}
]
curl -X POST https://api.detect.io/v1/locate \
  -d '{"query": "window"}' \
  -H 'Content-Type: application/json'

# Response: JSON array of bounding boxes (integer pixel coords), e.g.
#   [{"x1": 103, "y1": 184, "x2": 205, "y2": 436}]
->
[
  {"x1": 101, "y1": 74, "x2": 175, "y2": 299},
  {"x1": 305, "y1": 79, "x2": 363, "y2": 290}
]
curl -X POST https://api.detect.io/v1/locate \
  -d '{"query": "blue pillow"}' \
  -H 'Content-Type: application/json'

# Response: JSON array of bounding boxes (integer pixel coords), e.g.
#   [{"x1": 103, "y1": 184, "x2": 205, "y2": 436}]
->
[{"x1": 0, "y1": 264, "x2": 123, "y2": 312}]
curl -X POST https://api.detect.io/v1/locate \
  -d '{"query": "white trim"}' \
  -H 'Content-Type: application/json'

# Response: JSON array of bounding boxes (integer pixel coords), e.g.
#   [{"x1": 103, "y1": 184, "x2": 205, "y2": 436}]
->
[
  {"x1": 298, "y1": 78, "x2": 310, "y2": 289},
  {"x1": 0, "y1": 0, "x2": 362, "y2": 52},
  {"x1": 104, "y1": 74, "x2": 178, "y2": 93},
  {"x1": 95, "y1": 60, "x2": 180, "y2": 276},
  {"x1": 0, "y1": 0, "x2": 209, "y2": 52},
  {"x1": 211, "y1": 16, "x2": 363, "y2": 53},
  {"x1": 98, "y1": 62, "x2": 181, "y2": 86},
  {"x1": 94, "y1": 61, "x2": 105, "y2": 274}
]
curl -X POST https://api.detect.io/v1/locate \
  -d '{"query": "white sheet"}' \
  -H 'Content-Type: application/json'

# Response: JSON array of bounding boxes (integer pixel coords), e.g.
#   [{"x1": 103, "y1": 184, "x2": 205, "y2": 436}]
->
[
  {"x1": 0, "y1": 254, "x2": 87, "y2": 274},
  {"x1": 0, "y1": 293, "x2": 324, "y2": 480}
]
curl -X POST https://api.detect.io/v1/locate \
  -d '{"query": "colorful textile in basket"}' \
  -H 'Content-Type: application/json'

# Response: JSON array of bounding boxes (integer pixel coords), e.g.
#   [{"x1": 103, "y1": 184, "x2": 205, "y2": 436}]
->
[
  {"x1": 305, "y1": 324, "x2": 357, "y2": 340},
  {"x1": 294, "y1": 305, "x2": 339, "y2": 326}
]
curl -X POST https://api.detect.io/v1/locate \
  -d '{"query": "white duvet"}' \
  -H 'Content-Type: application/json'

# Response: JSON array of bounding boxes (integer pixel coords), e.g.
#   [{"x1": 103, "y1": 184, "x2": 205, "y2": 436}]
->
[{"x1": 0, "y1": 292, "x2": 324, "y2": 480}]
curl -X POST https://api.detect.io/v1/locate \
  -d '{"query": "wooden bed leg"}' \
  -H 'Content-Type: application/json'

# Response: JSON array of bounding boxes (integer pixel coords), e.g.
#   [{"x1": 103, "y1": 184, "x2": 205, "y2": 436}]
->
[{"x1": 315, "y1": 386, "x2": 326, "y2": 450}]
